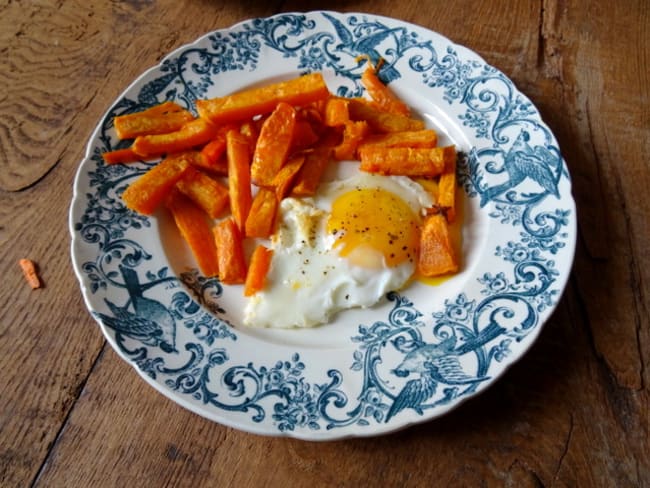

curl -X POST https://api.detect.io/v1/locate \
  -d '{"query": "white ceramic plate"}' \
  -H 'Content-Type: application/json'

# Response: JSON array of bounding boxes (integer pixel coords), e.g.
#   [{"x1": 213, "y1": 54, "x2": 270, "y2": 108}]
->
[{"x1": 70, "y1": 11, "x2": 576, "y2": 440}]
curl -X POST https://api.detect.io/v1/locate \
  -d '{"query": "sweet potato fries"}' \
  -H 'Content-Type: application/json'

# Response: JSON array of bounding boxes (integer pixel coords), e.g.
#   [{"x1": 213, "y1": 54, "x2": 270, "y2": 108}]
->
[{"x1": 105, "y1": 66, "x2": 461, "y2": 293}]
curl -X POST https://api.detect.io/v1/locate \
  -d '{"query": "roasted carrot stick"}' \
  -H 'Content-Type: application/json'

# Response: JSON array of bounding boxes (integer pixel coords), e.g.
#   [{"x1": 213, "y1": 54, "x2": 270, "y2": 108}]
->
[
  {"x1": 244, "y1": 245, "x2": 273, "y2": 296},
  {"x1": 122, "y1": 155, "x2": 190, "y2": 214},
  {"x1": 213, "y1": 217, "x2": 247, "y2": 284},
  {"x1": 166, "y1": 188, "x2": 220, "y2": 277},
  {"x1": 225, "y1": 130, "x2": 252, "y2": 231}
]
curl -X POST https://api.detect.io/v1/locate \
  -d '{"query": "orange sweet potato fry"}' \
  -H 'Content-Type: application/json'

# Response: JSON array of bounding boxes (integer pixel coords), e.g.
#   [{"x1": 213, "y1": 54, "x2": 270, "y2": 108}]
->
[
  {"x1": 334, "y1": 121, "x2": 370, "y2": 160},
  {"x1": 201, "y1": 137, "x2": 226, "y2": 165},
  {"x1": 348, "y1": 98, "x2": 424, "y2": 132},
  {"x1": 290, "y1": 119, "x2": 320, "y2": 152},
  {"x1": 357, "y1": 129, "x2": 438, "y2": 153},
  {"x1": 245, "y1": 188, "x2": 278, "y2": 238},
  {"x1": 299, "y1": 102, "x2": 326, "y2": 126},
  {"x1": 306, "y1": 98, "x2": 328, "y2": 117},
  {"x1": 291, "y1": 146, "x2": 332, "y2": 196},
  {"x1": 250, "y1": 102, "x2": 297, "y2": 187},
  {"x1": 114, "y1": 102, "x2": 194, "y2": 139},
  {"x1": 417, "y1": 213, "x2": 459, "y2": 277},
  {"x1": 324, "y1": 97, "x2": 350, "y2": 127},
  {"x1": 359, "y1": 145, "x2": 456, "y2": 177},
  {"x1": 175, "y1": 166, "x2": 229, "y2": 219},
  {"x1": 202, "y1": 138, "x2": 229, "y2": 175},
  {"x1": 166, "y1": 189, "x2": 220, "y2": 277},
  {"x1": 122, "y1": 155, "x2": 190, "y2": 214},
  {"x1": 438, "y1": 156, "x2": 457, "y2": 223},
  {"x1": 199, "y1": 124, "x2": 239, "y2": 170},
  {"x1": 239, "y1": 121, "x2": 260, "y2": 148},
  {"x1": 132, "y1": 118, "x2": 220, "y2": 158},
  {"x1": 213, "y1": 217, "x2": 247, "y2": 284},
  {"x1": 361, "y1": 66, "x2": 410, "y2": 116},
  {"x1": 244, "y1": 245, "x2": 273, "y2": 296},
  {"x1": 148, "y1": 101, "x2": 185, "y2": 115},
  {"x1": 272, "y1": 155, "x2": 305, "y2": 200},
  {"x1": 317, "y1": 126, "x2": 345, "y2": 148},
  {"x1": 196, "y1": 73, "x2": 331, "y2": 125},
  {"x1": 160, "y1": 150, "x2": 227, "y2": 175},
  {"x1": 176, "y1": 148, "x2": 226, "y2": 175},
  {"x1": 225, "y1": 130, "x2": 252, "y2": 231},
  {"x1": 297, "y1": 103, "x2": 327, "y2": 140},
  {"x1": 102, "y1": 147, "x2": 141, "y2": 165}
]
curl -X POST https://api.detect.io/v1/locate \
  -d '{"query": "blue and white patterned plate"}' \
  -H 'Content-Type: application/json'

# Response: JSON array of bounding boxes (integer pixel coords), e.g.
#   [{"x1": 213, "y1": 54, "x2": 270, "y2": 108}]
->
[{"x1": 69, "y1": 11, "x2": 576, "y2": 440}]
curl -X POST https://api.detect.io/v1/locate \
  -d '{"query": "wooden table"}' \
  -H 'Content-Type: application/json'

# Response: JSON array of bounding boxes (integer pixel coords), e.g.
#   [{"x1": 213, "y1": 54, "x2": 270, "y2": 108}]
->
[{"x1": 1, "y1": 1, "x2": 648, "y2": 486}]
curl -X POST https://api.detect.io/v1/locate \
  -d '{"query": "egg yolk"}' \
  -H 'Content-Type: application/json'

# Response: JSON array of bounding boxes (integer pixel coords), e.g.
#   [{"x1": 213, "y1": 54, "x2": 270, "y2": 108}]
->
[{"x1": 327, "y1": 187, "x2": 420, "y2": 268}]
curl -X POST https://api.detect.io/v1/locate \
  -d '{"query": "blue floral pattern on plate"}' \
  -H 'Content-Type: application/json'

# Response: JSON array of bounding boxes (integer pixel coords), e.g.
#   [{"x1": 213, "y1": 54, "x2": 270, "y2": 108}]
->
[{"x1": 69, "y1": 11, "x2": 576, "y2": 439}]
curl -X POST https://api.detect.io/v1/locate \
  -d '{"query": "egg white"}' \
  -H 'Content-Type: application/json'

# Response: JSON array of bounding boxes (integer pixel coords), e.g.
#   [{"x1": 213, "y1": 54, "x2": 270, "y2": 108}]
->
[{"x1": 243, "y1": 174, "x2": 433, "y2": 328}]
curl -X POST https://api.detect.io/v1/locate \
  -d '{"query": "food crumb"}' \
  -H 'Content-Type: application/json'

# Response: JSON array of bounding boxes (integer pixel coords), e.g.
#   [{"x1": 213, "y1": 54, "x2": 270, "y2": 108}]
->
[{"x1": 19, "y1": 259, "x2": 42, "y2": 289}]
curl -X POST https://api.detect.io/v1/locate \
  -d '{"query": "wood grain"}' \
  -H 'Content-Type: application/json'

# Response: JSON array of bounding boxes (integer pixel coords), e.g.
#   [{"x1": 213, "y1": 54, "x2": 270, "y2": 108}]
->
[{"x1": 0, "y1": 0, "x2": 647, "y2": 487}]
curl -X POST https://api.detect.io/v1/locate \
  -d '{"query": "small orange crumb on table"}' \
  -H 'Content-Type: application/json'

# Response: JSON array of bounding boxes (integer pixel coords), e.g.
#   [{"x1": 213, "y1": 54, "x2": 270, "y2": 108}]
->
[{"x1": 19, "y1": 259, "x2": 42, "y2": 289}]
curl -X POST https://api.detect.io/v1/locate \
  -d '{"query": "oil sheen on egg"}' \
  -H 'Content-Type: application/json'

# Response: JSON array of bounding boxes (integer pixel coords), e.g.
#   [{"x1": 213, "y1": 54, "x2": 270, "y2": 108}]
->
[{"x1": 243, "y1": 174, "x2": 433, "y2": 328}]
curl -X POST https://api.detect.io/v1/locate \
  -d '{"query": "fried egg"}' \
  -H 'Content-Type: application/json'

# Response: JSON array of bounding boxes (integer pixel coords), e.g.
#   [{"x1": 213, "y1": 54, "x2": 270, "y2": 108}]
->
[{"x1": 243, "y1": 173, "x2": 433, "y2": 328}]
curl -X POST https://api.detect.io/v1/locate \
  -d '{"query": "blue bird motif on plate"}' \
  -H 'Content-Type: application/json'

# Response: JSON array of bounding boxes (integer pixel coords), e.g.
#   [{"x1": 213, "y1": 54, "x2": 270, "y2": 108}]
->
[
  {"x1": 322, "y1": 12, "x2": 402, "y2": 83},
  {"x1": 95, "y1": 265, "x2": 177, "y2": 353},
  {"x1": 386, "y1": 322, "x2": 504, "y2": 421},
  {"x1": 480, "y1": 130, "x2": 560, "y2": 207}
]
